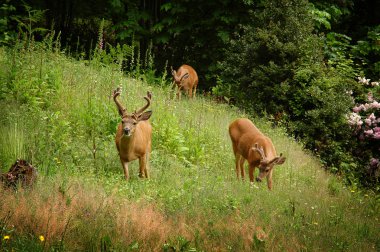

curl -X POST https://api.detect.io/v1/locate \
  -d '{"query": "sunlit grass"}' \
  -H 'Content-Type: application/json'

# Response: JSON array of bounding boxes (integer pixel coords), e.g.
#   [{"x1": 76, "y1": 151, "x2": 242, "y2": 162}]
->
[
  {"x1": 0, "y1": 119, "x2": 26, "y2": 169},
  {"x1": 0, "y1": 44, "x2": 379, "y2": 251}
]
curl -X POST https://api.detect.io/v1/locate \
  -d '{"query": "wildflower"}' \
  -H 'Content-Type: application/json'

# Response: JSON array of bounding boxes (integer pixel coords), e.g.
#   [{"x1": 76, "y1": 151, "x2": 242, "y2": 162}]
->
[
  {"x1": 370, "y1": 101, "x2": 380, "y2": 109},
  {"x1": 255, "y1": 227, "x2": 268, "y2": 242},
  {"x1": 39, "y1": 235, "x2": 45, "y2": 242},
  {"x1": 98, "y1": 37, "x2": 103, "y2": 50},
  {"x1": 365, "y1": 118, "x2": 372, "y2": 126},
  {"x1": 370, "y1": 158, "x2": 379, "y2": 167},
  {"x1": 374, "y1": 127, "x2": 380, "y2": 133},
  {"x1": 353, "y1": 106, "x2": 361, "y2": 113},
  {"x1": 364, "y1": 129, "x2": 374, "y2": 136},
  {"x1": 53, "y1": 157, "x2": 61, "y2": 164},
  {"x1": 347, "y1": 112, "x2": 363, "y2": 126},
  {"x1": 3, "y1": 235, "x2": 10, "y2": 240},
  {"x1": 368, "y1": 113, "x2": 376, "y2": 121},
  {"x1": 373, "y1": 132, "x2": 380, "y2": 140},
  {"x1": 368, "y1": 92, "x2": 374, "y2": 102},
  {"x1": 313, "y1": 222, "x2": 319, "y2": 225},
  {"x1": 358, "y1": 77, "x2": 370, "y2": 85},
  {"x1": 371, "y1": 81, "x2": 379, "y2": 87}
]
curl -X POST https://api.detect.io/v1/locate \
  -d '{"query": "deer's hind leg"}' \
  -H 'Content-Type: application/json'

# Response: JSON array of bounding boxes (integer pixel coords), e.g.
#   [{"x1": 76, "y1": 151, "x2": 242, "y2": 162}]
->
[
  {"x1": 235, "y1": 154, "x2": 244, "y2": 180},
  {"x1": 188, "y1": 87, "x2": 193, "y2": 98}
]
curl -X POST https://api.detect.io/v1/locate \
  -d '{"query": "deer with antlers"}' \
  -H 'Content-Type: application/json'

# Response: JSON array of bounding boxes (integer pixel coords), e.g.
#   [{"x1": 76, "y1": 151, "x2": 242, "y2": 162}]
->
[
  {"x1": 171, "y1": 65, "x2": 199, "y2": 99},
  {"x1": 113, "y1": 87, "x2": 152, "y2": 180},
  {"x1": 229, "y1": 118, "x2": 286, "y2": 190}
]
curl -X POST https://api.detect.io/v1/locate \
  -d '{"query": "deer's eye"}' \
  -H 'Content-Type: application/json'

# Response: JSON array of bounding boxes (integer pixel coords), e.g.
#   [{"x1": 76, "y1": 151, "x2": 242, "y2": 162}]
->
[{"x1": 133, "y1": 122, "x2": 137, "y2": 125}]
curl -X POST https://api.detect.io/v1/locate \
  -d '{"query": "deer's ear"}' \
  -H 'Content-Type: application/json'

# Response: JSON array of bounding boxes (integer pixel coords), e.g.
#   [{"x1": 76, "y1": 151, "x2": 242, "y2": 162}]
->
[
  {"x1": 276, "y1": 156, "x2": 286, "y2": 165},
  {"x1": 138, "y1": 111, "x2": 152, "y2": 121}
]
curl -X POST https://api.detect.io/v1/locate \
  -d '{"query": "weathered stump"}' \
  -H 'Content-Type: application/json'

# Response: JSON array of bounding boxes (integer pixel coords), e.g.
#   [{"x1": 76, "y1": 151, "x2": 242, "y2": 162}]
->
[{"x1": 0, "y1": 159, "x2": 37, "y2": 189}]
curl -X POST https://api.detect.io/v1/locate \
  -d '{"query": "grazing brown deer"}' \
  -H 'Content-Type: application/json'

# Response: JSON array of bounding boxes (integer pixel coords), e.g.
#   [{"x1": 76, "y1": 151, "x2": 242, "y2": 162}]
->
[
  {"x1": 229, "y1": 118, "x2": 286, "y2": 190},
  {"x1": 113, "y1": 88, "x2": 152, "y2": 180},
  {"x1": 171, "y1": 65, "x2": 199, "y2": 99}
]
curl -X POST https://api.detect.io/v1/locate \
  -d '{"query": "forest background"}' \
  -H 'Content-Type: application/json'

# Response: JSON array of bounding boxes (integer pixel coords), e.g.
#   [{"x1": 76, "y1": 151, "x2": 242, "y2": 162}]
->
[{"x1": 1, "y1": 0, "x2": 379, "y2": 189}]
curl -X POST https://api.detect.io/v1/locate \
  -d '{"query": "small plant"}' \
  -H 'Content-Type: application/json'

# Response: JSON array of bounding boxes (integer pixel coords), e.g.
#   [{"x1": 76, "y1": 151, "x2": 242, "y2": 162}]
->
[
  {"x1": 163, "y1": 236, "x2": 195, "y2": 252},
  {"x1": 13, "y1": 4, "x2": 47, "y2": 47}
]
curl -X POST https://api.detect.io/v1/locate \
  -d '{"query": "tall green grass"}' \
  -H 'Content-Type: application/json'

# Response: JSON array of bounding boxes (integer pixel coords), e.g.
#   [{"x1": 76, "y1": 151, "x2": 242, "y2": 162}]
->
[{"x1": 0, "y1": 42, "x2": 379, "y2": 251}]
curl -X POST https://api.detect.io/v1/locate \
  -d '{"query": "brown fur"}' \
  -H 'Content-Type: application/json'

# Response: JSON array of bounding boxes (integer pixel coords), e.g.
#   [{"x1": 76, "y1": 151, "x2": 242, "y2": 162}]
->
[
  {"x1": 228, "y1": 118, "x2": 286, "y2": 190},
  {"x1": 113, "y1": 89, "x2": 152, "y2": 180},
  {"x1": 171, "y1": 64, "x2": 199, "y2": 99}
]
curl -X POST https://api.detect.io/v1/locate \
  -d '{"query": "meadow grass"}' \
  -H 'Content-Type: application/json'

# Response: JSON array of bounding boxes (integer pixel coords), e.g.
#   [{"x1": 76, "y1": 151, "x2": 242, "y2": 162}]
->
[{"x1": 0, "y1": 43, "x2": 379, "y2": 251}]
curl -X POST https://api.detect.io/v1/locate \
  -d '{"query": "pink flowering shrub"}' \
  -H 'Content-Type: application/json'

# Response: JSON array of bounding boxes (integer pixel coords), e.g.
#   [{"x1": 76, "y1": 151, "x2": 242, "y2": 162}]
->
[
  {"x1": 348, "y1": 94, "x2": 380, "y2": 140},
  {"x1": 348, "y1": 77, "x2": 380, "y2": 180}
]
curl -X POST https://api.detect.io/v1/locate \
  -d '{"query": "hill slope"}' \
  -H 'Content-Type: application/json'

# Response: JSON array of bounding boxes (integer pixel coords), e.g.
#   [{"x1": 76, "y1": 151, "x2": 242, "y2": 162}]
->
[{"x1": 0, "y1": 45, "x2": 379, "y2": 251}]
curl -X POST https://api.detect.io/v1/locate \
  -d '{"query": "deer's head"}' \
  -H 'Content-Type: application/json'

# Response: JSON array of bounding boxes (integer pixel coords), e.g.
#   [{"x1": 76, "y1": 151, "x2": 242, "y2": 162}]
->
[
  {"x1": 113, "y1": 88, "x2": 152, "y2": 137},
  {"x1": 252, "y1": 143, "x2": 286, "y2": 182},
  {"x1": 171, "y1": 66, "x2": 189, "y2": 85}
]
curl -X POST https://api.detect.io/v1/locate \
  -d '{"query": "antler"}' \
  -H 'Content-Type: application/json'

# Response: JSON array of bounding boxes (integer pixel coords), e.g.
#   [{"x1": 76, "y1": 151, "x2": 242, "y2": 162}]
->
[
  {"x1": 171, "y1": 66, "x2": 176, "y2": 76},
  {"x1": 135, "y1": 91, "x2": 152, "y2": 115},
  {"x1": 252, "y1": 143, "x2": 267, "y2": 161},
  {"x1": 113, "y1": 87, "x2": 127, "y2": 116},
  {"x1": 180, "y1": 72, "x2": 189, "y2": 82}
]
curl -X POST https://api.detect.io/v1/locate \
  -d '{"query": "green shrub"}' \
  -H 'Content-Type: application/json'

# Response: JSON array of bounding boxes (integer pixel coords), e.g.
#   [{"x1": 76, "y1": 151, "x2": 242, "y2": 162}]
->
[{"x1": 218, "y1": 0, "x2": 317, "y2": 115}]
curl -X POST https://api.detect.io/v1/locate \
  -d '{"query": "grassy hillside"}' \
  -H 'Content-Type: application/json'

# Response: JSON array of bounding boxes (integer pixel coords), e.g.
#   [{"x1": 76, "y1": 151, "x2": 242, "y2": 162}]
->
[{"x1": 0, "y1": 44, "x2": 379, "y2": 251}]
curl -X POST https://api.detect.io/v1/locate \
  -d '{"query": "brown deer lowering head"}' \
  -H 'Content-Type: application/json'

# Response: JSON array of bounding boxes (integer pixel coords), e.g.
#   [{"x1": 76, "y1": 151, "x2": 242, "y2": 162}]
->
[
  {"x1": 252, "y1": 143, "x2": 286, "y2": 183},
  {"x1": 171, "y1": 66, "x2": 189, "y2": 86},
  {"x1": 170, "y1": 65, "x2": 198, "y2": 99}
]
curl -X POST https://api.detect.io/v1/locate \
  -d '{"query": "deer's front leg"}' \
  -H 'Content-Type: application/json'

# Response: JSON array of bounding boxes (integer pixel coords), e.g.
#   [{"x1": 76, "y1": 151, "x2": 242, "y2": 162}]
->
[
  {"x1": 239, "y1": 158, "x2": 245, "y2": 180},
  {"x1": 120, "y1": 159, "x2": 129, "y2": 180},
  {"x1": 248, "y1": 164, "x2": 256, "y2": 183},
  {"x1": 235, "y1": 154, "x2": 242, "y2": 179},
  {"x1": 143, "y1": 153, "x2": 150, "y2": 178}
]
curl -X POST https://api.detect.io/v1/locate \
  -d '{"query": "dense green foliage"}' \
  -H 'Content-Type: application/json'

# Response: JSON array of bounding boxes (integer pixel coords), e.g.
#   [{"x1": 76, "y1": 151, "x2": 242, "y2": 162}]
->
[{"x1": 0, "y1": 38, "x2": 379, "y2": 251}]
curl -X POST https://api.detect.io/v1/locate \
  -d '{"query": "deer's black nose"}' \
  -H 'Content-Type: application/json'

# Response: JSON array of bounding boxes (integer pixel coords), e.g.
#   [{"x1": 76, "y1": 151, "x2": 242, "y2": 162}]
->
[
  {"x1": 124, "y1": 128, "x2": 130, "y2": 135},
  {"x1": 256, "y1": 177, "x2": 262, "y2": 182}
]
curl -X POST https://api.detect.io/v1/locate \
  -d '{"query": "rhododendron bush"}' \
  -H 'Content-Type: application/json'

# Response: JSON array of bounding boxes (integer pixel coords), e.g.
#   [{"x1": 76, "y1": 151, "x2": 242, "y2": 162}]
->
[{"x1": 348, "y1": 77, "x2": 380, "y2": 180}]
